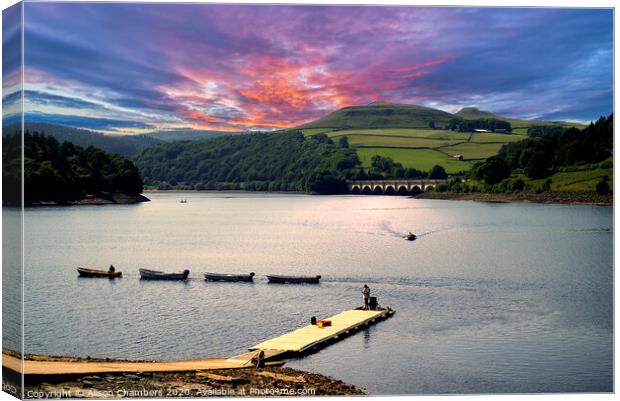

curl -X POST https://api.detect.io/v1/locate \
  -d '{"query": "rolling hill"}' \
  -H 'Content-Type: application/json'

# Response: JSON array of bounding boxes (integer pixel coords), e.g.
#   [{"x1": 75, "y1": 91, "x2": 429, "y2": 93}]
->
[
  {"x1": 298, "y1": 103, "x2": 456, "y2": 130},
  {"x1": 455, "y1": 107, "x2": 584, "y2": 129},
  {"x1": 294, "y1": 103, "x2": 585, "y2": 174},
  {"x1": 3, "y1": 123, "x2": 162, "y2": 157},
  {"x1": 2, "y1": 124, "x2": 245, "y2": 157},
  {"x1": 134, "y1": 131, "x2": 360, "y2": 192},
  {"x1": 454, "y1": 107, "x2": 500, "y2": 120},
  {"x1": 143, "y1": 129, "x2": 237, "y2": 142}
]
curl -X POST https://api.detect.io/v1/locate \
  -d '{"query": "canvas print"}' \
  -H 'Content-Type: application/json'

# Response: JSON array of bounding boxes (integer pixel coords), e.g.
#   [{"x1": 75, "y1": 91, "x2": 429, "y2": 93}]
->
[{"x1": 1, "y1": 1, "x2": 614, "y2": 398}]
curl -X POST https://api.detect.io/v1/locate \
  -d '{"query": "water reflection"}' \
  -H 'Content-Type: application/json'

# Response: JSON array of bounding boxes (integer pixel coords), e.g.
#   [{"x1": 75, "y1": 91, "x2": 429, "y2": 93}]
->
[{"x1": 17, "y1": 193, "x2": 612, "y2": 394}]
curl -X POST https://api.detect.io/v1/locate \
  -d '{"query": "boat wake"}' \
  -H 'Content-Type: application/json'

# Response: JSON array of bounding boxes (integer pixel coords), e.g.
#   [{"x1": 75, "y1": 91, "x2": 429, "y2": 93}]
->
[
  {"x1": 380, "y1": 221, "x2": 406, "y2": 238},
  {"x1": 415, "y1": 229, "x2": 440, "y2": 238},
  {"x1": 380, "y1": 221, "x2": 440, "y2": 239}
]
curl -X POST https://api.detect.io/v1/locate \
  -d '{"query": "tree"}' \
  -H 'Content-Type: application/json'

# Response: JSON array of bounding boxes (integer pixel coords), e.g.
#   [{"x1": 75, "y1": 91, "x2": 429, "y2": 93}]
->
[
  {"x1": 471, "y1": 156, "x2": 510, "y2": 184},
  {"x1": 523, "y1": 151, "x2": 551, "y2": 178},
  {"x1": 512, "y1": 179, "x2": 525, "y2": 192},
  {"x1": 404, "y1": 168, "x2": 426, "y2": 179},
  {"x1": 307, "y1": 170, "x2": 347, "y2": 194},
  {"x1": 436, "y1": 183, "x2": 448, "y2": 192},
  {"x1": 311, "y1": 133, "x2": 333, "y2": 145},
  {"x1": 596, "y1": 179, "x2": 611, "y2": 195},
  {"x1": 338, "y1": 136, "x2": 349, "y2": 148},
  {"x1": 429, "y1": 165, "x2": 447, "y2": 179},
  {"x1": 353, "y1": 169, "x2": 369, "y2": 180},
  {"x1": 370, "y1": 155, "x2": 394, "y2": 172},
  {"x1": 429, "y1": 121, "x2": 436, "y2": 129},
  {"x1": 4, "y1": 132, "x2": 144, "y2": 204}
]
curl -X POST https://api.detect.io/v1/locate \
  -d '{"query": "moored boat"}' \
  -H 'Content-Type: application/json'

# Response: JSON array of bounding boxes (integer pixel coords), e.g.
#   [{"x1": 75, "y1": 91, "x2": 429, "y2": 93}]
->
[
  {"x1": 405, "y1": 232, "x2": 416, "y2": 241},
  {"x1": 204, "y1": 272, "x2": 255, "y2": 282},
  {"x1": 77, "y1": 267, "x2": 122, "y2": 278},
  {"x1": 139, "y1": 268, "x2": 190, "y2": 280},
  {"x1": 267, "y1": 274, "x2": 321, "y2": 284}
]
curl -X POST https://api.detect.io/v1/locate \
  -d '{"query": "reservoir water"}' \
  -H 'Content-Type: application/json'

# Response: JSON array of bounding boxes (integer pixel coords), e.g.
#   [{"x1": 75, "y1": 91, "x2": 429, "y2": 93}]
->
[{"x1": 6, "y1": 192, "x2": 613, "y2": 394}]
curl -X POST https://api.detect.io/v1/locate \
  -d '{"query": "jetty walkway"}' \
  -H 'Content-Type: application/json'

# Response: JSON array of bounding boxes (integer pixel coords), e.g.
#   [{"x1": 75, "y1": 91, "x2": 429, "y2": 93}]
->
[{"x1": 3, "y1": 307, "x2": 394, "y2": 376}]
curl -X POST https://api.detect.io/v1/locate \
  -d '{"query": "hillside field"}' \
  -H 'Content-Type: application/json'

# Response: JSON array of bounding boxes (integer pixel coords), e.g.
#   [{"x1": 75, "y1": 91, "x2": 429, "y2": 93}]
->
[
  {"x1": 523, "y1": 168, "x2": 613, "y2": 192},
  {"x1": 302, "y1": 127, "x2": 530, "y2": 173}
]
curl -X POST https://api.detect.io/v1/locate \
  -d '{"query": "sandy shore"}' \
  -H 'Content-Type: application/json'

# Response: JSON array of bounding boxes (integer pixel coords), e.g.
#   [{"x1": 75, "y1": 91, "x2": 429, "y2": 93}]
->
[
  {"x1": 25, "y1": 193, "x2": 150, "y2": 206},
  {"x1": 413, "y1": 191, "x2": 612, "y2": 205},
  {"x1": 2, "y1": 351, "x2": 364, "y2": 398}
]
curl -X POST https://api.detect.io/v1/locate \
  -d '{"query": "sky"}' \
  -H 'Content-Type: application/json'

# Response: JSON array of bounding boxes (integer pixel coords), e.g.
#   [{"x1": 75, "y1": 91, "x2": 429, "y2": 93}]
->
[{"x1": 2, "y1": 3, "x2": 614, "y2": 133}]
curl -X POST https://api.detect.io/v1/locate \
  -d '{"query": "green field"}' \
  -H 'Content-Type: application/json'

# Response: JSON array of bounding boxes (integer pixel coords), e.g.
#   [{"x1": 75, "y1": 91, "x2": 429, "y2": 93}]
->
[
  {"x1": 301, "y1": 128, "x2": 333, "y2": 136},
  {"x1": 302, "y1": 127, "x2": 526, "y2": 172},
  {"x1": 357, "y1": 148, "x2": 471, "y2": 173},
  {"x1": 294, "y1": 104, "x2": 587, "y2": 174},
  {"x1": 511, "y1": 128, "x2": 529, "y2": 135},
  {"x1": 304, "y1": 128, "x2": 470, "y2": 140},
  {"x1": 439, "y1": 142, "x2": 504, "y2": 160},
  {"x1": 330, "y1": 128, "x2": 469, "y2": 140},
  {"x1": 523, "y1": 169, "x2": 613, "y2": 192},
  {"x1": 344, "y1": 134, "x2": 463, "y2": 148},
  {"x1": 469, "y1": 132, "x2": 527, "y2": 143}
]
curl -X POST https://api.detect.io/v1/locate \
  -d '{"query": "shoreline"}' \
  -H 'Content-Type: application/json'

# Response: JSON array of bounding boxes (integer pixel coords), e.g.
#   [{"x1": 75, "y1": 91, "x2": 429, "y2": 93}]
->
[
  {"x1": 413, "y1": 191, "x2": 612, "y2": 205},
  {"x1": 143, "y1": 188, "x2": 309, "y2": 195},
  {"x1": 144, "y1": 188, "x2": 612, "y2": 206},
  {"x1": 2, "y1": 350, "x2": 364, "y2": 398},
  {"x1": 23, "y1": 193, "x2": 150, "y2": 207}
]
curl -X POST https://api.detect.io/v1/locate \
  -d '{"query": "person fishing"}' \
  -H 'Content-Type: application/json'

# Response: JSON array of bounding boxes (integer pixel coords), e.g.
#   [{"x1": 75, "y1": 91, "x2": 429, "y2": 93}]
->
[
  {"x1": 108, "y1": 264, "x2": 115, "y2": 273},
  {"x1": 362, "y1": 284, "x2": 370, "y2": 310},
  {"x1": 251, "y1": 350, "x2": 265, "y2": 368}
]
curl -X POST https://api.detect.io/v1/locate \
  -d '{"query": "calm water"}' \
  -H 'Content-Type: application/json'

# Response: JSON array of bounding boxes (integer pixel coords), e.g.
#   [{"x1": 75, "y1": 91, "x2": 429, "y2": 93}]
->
[{"x1": 7, "y1": 193, "x2": 613, "y2": 394}]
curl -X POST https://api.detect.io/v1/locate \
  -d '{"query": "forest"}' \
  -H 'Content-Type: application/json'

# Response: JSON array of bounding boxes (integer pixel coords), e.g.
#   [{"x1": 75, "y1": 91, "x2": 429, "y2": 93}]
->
[
  {"x1": 2, "y1": 132, "x2": 144, "y2": 204},
  {"x1": 467, "y1": 114, "x2": 613, "y2": 191},
  {"x1": 134, "y1": 130, "x2": 361, "y2": 193}
]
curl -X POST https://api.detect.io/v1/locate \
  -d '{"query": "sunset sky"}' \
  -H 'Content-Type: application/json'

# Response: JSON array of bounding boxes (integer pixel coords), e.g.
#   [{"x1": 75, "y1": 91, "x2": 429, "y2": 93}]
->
[{"x1": 2, "y1": 3, "x2": 614, "y2": 133}]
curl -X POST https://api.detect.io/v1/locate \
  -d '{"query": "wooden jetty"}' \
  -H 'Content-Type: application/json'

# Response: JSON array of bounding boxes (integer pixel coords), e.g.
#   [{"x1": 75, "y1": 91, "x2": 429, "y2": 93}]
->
[
  {"x1": 2, "y1": 352, "x2": 283, "y2": 376},
  {"x1": 249, "y1": 307, "x2": 395, "y2": 357},
  {"x1": 2, "y1": 307, "x2": 394, "y2": 377}
]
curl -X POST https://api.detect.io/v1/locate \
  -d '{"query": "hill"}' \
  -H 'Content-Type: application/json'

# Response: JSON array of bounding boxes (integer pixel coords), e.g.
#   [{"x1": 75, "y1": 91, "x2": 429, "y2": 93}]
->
[
  {"x1": 3, "y1": 123, "x2": 162, "y2": 157},
  {"x1": 456, "y1": 107, "x2": 584, "y2": 129},
  {"x1": 455, "y1": 107, "x2": 500, "y2": 120},
  {"x1": 297, "y1": 103, "x2": 456, "y2": 130},
  {"x1": 294, "y1": 104, "x2": 586, "y2": 174},
  {"x1": 134, "y1": 131, "x2": 361, "y2": 193},
  {"x1": 143, "y1": 129, "x2": 238, "y2": 142},
  {"x1": 466, "y1": 114, "x2": 613, "y2": 194}
]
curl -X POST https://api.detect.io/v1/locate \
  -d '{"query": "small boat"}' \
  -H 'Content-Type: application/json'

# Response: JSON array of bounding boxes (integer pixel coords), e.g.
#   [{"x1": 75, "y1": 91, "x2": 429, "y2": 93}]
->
[
  {"x1": 180, "y1": 199, "x2": 188, "y2": 203},
  {"x1": 405, "y1": 232, "x2": 417, "y2": 241},
  {"x1": 267, "y1": 274, "x2": 321, "y2": 284},
  {"x1": 204, "y1": 272, "x2": 255, "y2": 282},
  {"x1": 77, "y1": 267, "x2": 122, "y2": 278},
  {"x1": 139, "y1": 268, "x2": 190, "y2": 280}
]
